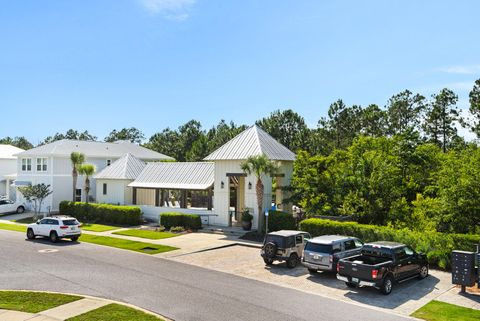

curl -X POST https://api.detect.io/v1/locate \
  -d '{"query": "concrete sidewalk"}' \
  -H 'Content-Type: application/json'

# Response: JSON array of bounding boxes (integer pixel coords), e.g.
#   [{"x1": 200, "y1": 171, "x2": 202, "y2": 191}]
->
[{"x1": 0, "y1": 293, "x2": 165, "y2": 321}]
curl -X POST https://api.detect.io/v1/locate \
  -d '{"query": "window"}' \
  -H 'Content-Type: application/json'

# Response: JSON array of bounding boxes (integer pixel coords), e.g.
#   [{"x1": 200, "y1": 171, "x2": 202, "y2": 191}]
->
[
  {"x1": 47, "y1": 219, "x2": 59, "y2": 225},
  {"x1": 21, "y1": 158, "x2": 32, "y2": 171},
  {"x1": 404, "y1": 247, "x2": 414, "y2": 256},
  {"x1": 394, "y1": 247, "x2": 407, "y2": 260},
  {"x1": 304, "y1": 242, "x2": 333, "y2": 254},
  {"x1": 295, "y1": 235, "x2": 303, "y2": 245},
  {"x1": 36, "y1": 158, "x2": 48, "y2": 172},
  {"x1": 344, "y1": 240, "x2": 357, "y2": 251},
  {"x1": 63, "y1": 219, "x2": 79, "y2": 226},
  {"x1": 75, "y1": 189, "x2": 82, "y2": 202},
  {"x1": 40, "y1": 218, "x2": 49, "y2": 224},
  {"x1": 354, "y1": 239, "x2": 364, "y2": 248},
  {"x1": 106, "y1": 159, "x2": 112, "y2": 166},
  {"x1": 103, "y1": 183, "x2": 107, "y2": 195}
]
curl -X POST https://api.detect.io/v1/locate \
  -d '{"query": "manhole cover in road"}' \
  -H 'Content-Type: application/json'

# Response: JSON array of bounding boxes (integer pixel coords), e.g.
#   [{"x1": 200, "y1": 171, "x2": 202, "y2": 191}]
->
[{"x1": 38, "y1": 249, "x2": 59, "y2": 253}]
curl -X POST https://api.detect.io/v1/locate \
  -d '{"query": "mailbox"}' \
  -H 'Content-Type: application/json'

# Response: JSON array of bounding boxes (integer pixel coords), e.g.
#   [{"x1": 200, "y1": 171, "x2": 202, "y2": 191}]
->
[{"x1": 451, "y1": 250, "x2": 476, "y2": 287}]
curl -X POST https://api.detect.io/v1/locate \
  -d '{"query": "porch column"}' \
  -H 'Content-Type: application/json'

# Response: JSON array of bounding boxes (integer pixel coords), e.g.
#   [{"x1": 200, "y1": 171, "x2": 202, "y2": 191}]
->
[
  {"x1": 132, "y1": 187, "x2": 137, "y2": 205},
  {"x1": 5, "y1": 178, "x2": 10, "y2": 199},
  {"x1": 155, "y1": 189, "x2": 160, "y2": 207},
  {"x1": 181, "y1": 190, "x2": 187, "y2": 208}
]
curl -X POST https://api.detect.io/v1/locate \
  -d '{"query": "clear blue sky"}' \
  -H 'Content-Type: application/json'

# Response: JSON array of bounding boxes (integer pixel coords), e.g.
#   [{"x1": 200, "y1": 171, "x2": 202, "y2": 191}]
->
[{"x1": 1, "y1": 0, "x2": 479, "y2": 144}]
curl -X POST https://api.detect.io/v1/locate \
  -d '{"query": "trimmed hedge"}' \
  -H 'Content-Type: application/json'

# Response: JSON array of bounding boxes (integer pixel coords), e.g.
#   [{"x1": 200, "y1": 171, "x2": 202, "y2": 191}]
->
[
  {"x1": 59, "y1": 201, "x2": 142, "y2": 226},
  {"x1": 267, "y1": 210, "x2": 296, "y2": 232},
  {"x1": 299, "y1": 218, "x2": 480, "y2": 270},
  {"x1": 160, "y1": 212, "x2": 202, "y2": 230}
]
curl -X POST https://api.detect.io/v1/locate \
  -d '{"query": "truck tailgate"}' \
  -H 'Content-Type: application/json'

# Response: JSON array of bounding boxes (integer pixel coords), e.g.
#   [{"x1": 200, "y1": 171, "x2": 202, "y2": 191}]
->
[{"x1": 338, "y1": 259, "x2": 392, "y2": 282}]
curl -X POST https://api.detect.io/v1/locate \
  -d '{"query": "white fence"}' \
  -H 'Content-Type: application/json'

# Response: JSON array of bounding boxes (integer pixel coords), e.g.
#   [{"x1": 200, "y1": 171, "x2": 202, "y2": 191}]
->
[{"x1": 140, "y1": 205, "x2": 217, "y2": 225}]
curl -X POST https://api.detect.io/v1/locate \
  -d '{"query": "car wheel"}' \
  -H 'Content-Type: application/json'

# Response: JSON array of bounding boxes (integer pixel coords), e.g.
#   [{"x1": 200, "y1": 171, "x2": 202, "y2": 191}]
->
[
  {"x1": 308, "y1": 268, "x2": 317, "y2": 275},
  {"x1": 49, "y1": 231, "x2": 58, "y2": 243},
  {"x1": 380, "y1": 275, "x2": 394, "y2": 295},
  {"x1": 264, "y1": 242, "x2": 277, "y2": 259},
  {"x1": 418, "y1": 265, "x2": 429, "y2": 279},
  {"x1": 286, "y1": 253, "x2": 299, "y2": 269},
  {"x1": 71, "y1": 236, "x2": 79, "y2": 242},
  {"x1": 26, "y1": 228, "x2": 35, "y2": 240},
  {"x1": 345, "y1": 282, "x2": 357, "y2": 288},
  {"x1": 263, "y1": 258, "x2": 273, "y2": 265},
  {"x1": 16, "y1": 206, "x2": 25, "y2": 214}
]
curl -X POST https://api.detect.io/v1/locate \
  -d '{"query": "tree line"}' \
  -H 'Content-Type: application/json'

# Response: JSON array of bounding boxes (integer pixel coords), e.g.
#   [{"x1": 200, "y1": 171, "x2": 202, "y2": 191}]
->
[{"x1": 2, "y1": 80, "x2": 480, "y2": 233}]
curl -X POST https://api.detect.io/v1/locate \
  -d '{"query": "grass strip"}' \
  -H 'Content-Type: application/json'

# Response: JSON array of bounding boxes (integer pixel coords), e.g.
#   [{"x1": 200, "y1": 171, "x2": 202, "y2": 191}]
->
[
  {"x1": 411, "y1": 300, "x2": 480, "y2": 321},
  {"x1": 11, "y1": 217, "x2": 36, "y2": 224},
  {"x1": 79, "y1": 234, "x2": 178, "y2": 255},
  {"x1": 80, "y1": 223, "x2": 122, "y2": 232},
  {"x1": 0, "y1": 291, "x2": 82, "y2": 313},
  {"x1": 0, "y1": 222, "x2": 26, "y2": 232},
  {"x1": 66, "y1": 303, "x2": 163, "y2": 321},
  {"x1": 113, "y1": 229, "x2": 178, "y2": 240}
]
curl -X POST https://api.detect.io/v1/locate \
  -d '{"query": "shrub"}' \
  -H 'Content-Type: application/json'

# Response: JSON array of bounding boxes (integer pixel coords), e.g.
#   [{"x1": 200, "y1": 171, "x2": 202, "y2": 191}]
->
[
  {"x1": 59, "y1": 201, "x2": 142, "y2": 226},
  {"x1": 160, "y1": 212, "x2": 202, "y2": 230},
  {"x1": 170, "y1": 226, "x2": 185, "y2": 233},
  {"x1": 267, "y1": 210, "x2": 296, "y2": 232},
  {"x1": 299, "y1": 218, "x2": 480, "y2": 270}
]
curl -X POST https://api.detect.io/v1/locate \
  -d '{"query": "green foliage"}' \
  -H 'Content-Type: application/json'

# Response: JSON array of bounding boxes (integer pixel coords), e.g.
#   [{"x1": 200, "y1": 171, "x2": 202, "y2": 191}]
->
[
  {"x1": 159, "y1": 212, "x2": 202, "y2": 230},
  {"x1": 18, "y1": 183, "x2": 53, "y2": 219},
  {"x1": 0, "y1": 291, "x2": 82, "y2": 313},
  {"x1": 267, "y1": 210, "x2": 296, "y2": 232},
  {"x1": 66, "y1": 303, "x2": 164, "y2": 321},
  {"x1": 59, "y1": 201, "x2": 142, "y2": 226},
  {"x1": 104, "y1": 127, "x2": 145, "y2": 144},
  {"x1": 0, "y1": 136, "x2": 33, "y2": 150},
  {"x1": 299, "y1": 218, "x2": 480, "y2": 269},
  {"x1": 170, "y1": 226, "x2": 185, "y2": 233},
  {"x1": 41, "y1": 129, "x2": 96, "y2": 145}
]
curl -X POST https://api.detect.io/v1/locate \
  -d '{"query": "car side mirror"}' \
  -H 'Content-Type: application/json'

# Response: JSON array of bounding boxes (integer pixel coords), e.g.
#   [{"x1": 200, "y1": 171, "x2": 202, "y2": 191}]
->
[{"x1": 36, "y1": 220, "x2": 40, "y2": 224}]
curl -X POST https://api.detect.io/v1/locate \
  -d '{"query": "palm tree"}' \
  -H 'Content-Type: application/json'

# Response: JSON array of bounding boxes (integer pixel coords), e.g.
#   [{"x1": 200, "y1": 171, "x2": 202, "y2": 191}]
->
[
  {"x1": 241, "y1": 154, "x2": 278, "y2": 232},
  {"x1": 78, "y1": 164, "x2": 96, "y2": 203},
  {"x1": 70, "y1": 152, "x2": 85, "y2": 202}
]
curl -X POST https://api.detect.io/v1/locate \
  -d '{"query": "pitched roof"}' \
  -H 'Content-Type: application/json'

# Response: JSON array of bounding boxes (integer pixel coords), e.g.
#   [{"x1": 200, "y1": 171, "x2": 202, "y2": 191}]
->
[
  {"x1": 15, "y1": 140, "x2": 173, "y2": 161},
  {"x1": 204, "y1": 125, "x2": 295, "y2": 161},
  {"x1": 94, "y1": 153, "x2": 146, "y2": 180},
  {"x1": 0, "y1": 145, "x2": 25, "y2": 160},
  {"x1": 128, "y1": 162, "x2": 214, "y2": 190}
]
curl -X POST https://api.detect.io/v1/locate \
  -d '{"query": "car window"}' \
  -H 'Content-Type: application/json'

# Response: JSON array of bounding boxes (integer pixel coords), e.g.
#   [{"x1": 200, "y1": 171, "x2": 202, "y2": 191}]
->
[
  {"x1": 295, "y1": 235, "x2": 303, "y2": 245},
  {"x1": 0, "y1": 200, "x2": 7, "y2": 205},
  {"x1": 305, "y1": 242, "x2": 333, "y2": 254},
  {"x1": 286, "y1": 236, "x2": 295, "y2": 248},
  {"x1": 354, "y1": 239, "x2": 363, "y2": 248},
  {"x1": 344, "y1": 240, "x2": 356, "y2": 251},
  {"x1": 404, "y1": 246, "x2": 414, "y2": 256},
  {"x1": 47, "y1": 219, "x2": 59, "y2": 225},
  {"x1": 62, "y1": 219, "x2": 79, "y2": 226},
  {"x1": 394, "y1": 247, "x2": 407, "y2": 259},
  {"x1": 40, "y1": 219, "x2": 49, "y2": 224}
]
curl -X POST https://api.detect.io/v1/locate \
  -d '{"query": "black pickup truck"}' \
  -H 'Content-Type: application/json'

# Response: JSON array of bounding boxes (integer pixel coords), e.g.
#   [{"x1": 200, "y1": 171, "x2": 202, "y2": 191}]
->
[{"x1": 336, "y1": 241, "x2": 428, "y2": 294}]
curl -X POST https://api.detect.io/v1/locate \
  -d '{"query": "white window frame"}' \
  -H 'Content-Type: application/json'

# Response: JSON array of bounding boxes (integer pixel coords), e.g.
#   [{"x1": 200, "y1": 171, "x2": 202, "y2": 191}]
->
[
  {"x1": 36, "y1": 157, "x2": 48, "y2": 172},
  {"x1": 21, "y1": 158, "x2": 32, "y2": 172}
]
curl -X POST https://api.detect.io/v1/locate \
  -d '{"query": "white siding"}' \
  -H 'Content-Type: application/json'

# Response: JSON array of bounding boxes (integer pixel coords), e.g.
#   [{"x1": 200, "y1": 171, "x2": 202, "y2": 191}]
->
[{"x1": 96, "y1": 179, "x2": 133, "y2": 205}]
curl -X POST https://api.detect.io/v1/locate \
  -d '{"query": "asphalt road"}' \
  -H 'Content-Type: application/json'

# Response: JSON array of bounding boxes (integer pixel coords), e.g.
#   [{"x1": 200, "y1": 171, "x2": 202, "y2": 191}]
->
[{"x1": 0, "y1": 230, "x2": 411, "y2": 321}]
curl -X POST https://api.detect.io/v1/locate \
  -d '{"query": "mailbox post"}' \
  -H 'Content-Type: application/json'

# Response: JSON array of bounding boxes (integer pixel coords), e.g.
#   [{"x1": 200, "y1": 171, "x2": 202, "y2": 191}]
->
[{"x1": 451, "y1": 250, "x2": 476, "y2": 293}]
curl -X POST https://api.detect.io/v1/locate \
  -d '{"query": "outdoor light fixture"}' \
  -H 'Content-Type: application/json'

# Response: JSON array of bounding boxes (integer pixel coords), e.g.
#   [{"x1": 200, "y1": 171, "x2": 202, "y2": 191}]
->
[
  {"x1": 221, "y1": 181, "x2": 225, "y2": 189},
  {"x1": 248, "y1": 182, "x2": 252, "y2": 190}
]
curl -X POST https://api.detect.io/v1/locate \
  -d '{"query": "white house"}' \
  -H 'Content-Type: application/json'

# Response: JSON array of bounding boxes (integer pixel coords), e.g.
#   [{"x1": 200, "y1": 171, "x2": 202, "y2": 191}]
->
[
  {"x1": 97, "y1": 125, "x2": 296, "y2": 229},
  {"x1": 94, "y1": 153, "x2": 146, "y2": 205},
  {"x1": 14, "y1": 140, "x2": 173, "y2": 213},
  {"x1": 0, "y1": 144, "x2": 25, "y2": 200}
]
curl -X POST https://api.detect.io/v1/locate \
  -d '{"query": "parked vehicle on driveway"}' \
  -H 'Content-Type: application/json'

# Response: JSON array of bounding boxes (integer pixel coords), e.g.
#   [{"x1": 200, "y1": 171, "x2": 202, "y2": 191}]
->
[
  {"x1": 26, "y1": 216, "x2": 81, "y2": 243},
  {"x1": 261, "y1": 230, "x2": 311, "y2": 268},
  {"x1": 302, "y1": 235, "x2": 363, "y2": 273},
  {"x1": 336, "y1": 241, "x2": 429, "y2": 295},
  {"x1": 0, "y1": 199, "x2": 25, "y2": 214}
]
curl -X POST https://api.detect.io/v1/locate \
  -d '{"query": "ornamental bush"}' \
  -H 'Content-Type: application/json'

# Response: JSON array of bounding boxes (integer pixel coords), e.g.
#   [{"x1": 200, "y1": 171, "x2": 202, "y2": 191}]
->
[
  {"x1": 59, "y1": 201, "x2": 142, "y2": 226},
  {"x1": 298, "y1": 218, "x2": 480, "y2": 270},
  {"x1": 160, "y1": 212, "x2": 202, "y2": 230},
  {"x1": 267, "y1": 210, "x2": 296, "y2": 232}
]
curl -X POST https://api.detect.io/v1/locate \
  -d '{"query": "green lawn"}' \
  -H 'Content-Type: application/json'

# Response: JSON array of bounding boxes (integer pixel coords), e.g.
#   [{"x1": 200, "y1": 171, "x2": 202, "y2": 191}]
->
[
  {"x1": 79, "y1": 234, "x2": 178, "y2": 254},
  {"x1": 412, "y1": 300, "x2": 480, "y2": 321},
  {"x1": 113, "y1": 229, "x2": 178, "y2": 240},
  {"x1": 0, "y1": 222, "x2": 27, "y2": 232},
  {"x1": 0, "y1": 291, "x2": 82, "y2": 313},
  {"x1": 80, "y1": 223, "x2": 122, "y2": 232},
  {"x1": 12, "y1": 217, "x2": 37, "y2": 224},
  {"x1": 66, "y1": 303, "x2": 163, "y2": 321}
]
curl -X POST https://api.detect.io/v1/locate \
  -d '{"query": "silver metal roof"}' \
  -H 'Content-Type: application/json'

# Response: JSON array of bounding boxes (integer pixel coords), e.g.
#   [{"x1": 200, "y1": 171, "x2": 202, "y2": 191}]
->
[
  {"x1": 204, "y1": 125, "x2": 296, "y2": 161},
  {"x1": 94, "y1": 153, "x2": 146, "y2": 180},
  {"x1": 128, "y1": 162, "x2": 214, "y2": 190},
  {"x1": 15, "y1": 139, "x2": 173, "y2": 161},
  {"x1": 0, "y1": 144, "x2": 24, "y2": 159}
]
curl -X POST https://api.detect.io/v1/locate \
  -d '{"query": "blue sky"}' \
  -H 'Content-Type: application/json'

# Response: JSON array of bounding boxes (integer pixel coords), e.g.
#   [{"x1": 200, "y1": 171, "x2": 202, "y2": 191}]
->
[{"x1": 1, "y1": 0, "x2": 479, "y2": 144}]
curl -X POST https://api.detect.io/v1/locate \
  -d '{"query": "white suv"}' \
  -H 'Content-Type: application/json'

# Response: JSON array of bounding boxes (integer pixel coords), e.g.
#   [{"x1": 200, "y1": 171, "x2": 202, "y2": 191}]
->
[{"x1": 27, "y1": 216, "x2": 81, "y2": 242}]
